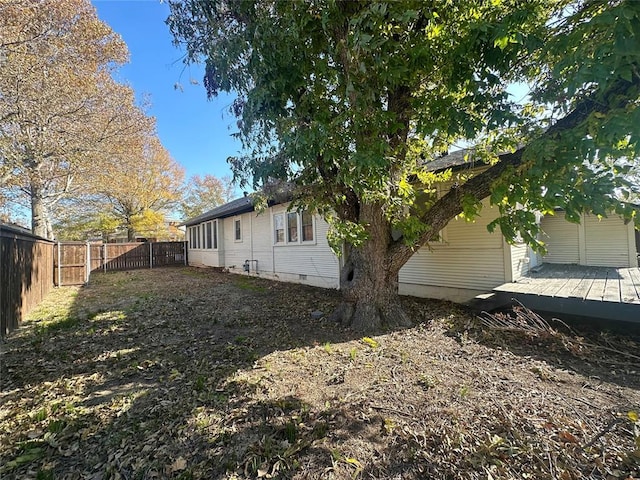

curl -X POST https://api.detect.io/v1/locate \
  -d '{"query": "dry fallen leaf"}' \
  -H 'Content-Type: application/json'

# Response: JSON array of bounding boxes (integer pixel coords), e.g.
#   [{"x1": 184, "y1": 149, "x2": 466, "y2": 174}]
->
[
  {"x1": 558, "y1": 431, "x2": 579, "y2": 444},
  {"x1": 171, "y1": 456, "x2": 187, "y2": 472}
]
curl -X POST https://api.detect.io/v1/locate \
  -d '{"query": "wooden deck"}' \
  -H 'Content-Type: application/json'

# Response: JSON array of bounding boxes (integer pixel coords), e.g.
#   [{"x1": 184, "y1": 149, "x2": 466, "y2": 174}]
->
[{"x1": 493, "y1": 263, "x2": 640, "y2": 324}]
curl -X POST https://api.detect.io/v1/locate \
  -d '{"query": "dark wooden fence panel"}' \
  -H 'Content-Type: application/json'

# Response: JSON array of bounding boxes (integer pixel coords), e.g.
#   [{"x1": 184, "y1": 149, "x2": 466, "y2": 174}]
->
[
  {"x1": 57, "y1": 241, "x2": 186, "y2": 277},
  {"x1": 103, "y1": 243, "x2": 150, "y2": 270},
  {"x1": 1, "y1": 234, "x2": 186, "y2": 336},
  {"x1": 54, "y1": 242, "x2": 87, "y2": 286},
  {"x1": 96, "y1": 242, "x2": 186, "y2": 272},
  {"x1": 0, "y1": 225, "x2": 54, "y2": 337},
  {"x1": 90, "y1": 244, "x2": 103, "y2": 272},
  {"x1": 150, "y1": 242, "x2": 186, "y2": 267}
]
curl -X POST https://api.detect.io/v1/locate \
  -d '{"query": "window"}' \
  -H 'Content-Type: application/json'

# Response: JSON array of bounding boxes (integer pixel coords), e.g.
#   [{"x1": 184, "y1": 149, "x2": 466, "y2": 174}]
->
[
  {"x1": 287, "y1": 212, "x2": 298, "y2": 242},
  {"x1": 234, "y1": 218, "x2": 242, "y2": 241},
  {"x1": 189, "y1": 227, "x2": 196, "y2": 249},
  {"x1": 196, "y1": 225, "x2": 201, "y2": 249},
  {"x1": 213, "y1": 221, "x2": 218, "y2": 249},
  {"x1": 205, "y1": 222, "x2": 212, "y2": 249},
  {"x1": 274, "y1": 213, "x2": 284, "y2": 243},
  {"x1": 274, "y1": 210, "x2": 315, "y2": 245},
  {"x1": 301, "y1": 211, "x2": 313, "y2": 242}
]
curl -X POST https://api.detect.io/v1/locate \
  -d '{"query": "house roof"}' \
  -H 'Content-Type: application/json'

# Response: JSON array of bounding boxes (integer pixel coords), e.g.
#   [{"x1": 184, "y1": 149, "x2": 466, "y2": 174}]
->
[
  {"x1": 0, "y1": 222, "x2": 53, "y2": 242},
  {"x1": 423, "y1": 148, "x2": 485, "y2": 173},
  {"x1": 182, "y1": 150, "x2": 496, "y2": 228},
  {"x1": 182, "y1": 195, "x2": 255, "y2": 227}
]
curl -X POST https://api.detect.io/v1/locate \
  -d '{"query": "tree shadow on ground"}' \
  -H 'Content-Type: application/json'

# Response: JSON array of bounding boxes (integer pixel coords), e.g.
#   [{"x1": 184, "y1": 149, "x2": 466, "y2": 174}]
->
[{"x1": 1, "y1": 268, "x2": 639, "y2": 479}]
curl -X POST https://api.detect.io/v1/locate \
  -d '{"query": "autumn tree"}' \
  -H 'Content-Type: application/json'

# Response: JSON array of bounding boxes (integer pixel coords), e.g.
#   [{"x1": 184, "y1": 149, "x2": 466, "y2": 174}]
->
[
  {"x1": 179, "y1": 174, "x2": 235, "y2": 220},
  {"x1": 94, "y1": 136, "x2": 185, "y2": 241},
  {"x1": 0, "y1": 0, "x2": 150, "y2": 239},
  {"x1": 168, "y1": 1, "x2": 640, "y2": 331}
]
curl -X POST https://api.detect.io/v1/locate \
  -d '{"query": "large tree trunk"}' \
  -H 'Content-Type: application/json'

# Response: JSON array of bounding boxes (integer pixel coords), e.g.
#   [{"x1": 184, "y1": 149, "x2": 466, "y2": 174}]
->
[
  {"x1": 330, "y1": 204, "x2": 413, "y2": 332},
  {"x1": 30, "y1": 181, "x2": 53, "y2": 239}
]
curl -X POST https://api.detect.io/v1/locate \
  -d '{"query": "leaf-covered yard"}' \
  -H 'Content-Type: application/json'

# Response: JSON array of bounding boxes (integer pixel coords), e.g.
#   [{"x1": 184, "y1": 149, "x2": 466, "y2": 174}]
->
[{"x1": 1, "y1": 267, "x2": 639, "y2": 479}]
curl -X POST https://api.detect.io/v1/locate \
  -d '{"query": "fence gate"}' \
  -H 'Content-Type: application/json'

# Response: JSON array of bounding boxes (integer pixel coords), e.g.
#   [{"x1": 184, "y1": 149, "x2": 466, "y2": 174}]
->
[{"x1": 54, "y1": 242, "x2": 89, "y2": 286}]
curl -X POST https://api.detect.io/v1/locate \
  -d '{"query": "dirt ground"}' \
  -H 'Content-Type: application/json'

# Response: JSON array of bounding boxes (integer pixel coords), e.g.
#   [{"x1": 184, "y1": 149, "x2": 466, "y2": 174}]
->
[{"x1": 1, "y1": 267, "x2": 639, "y2": 480}]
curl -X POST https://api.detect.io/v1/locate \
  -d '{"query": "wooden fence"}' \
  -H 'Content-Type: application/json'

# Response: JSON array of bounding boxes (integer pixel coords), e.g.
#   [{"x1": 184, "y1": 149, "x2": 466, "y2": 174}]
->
[
  {"x1": 55, "y1": 241, "x2": 187, "y2": 286},
  {"x1": 0, "y1": 234, "x2": 186, "y2": 335},
  {"x1": 1, "y1": 225, "x2": 54, "y2": 337}
]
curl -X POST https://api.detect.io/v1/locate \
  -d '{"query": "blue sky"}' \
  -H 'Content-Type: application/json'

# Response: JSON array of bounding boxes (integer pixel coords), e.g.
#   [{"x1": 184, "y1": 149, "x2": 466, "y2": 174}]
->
[
  {"x1": 92, "y1": 0, "x2": 242, "y2": 184},
  {"x1": 91, "y1": 1, "x2": 531, "y2": 187}
]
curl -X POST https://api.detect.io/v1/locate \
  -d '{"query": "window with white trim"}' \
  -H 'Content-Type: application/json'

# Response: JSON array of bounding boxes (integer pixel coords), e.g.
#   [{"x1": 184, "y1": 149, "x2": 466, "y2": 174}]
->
[
  {"x1": 196, "y1": 225, "x2": 201, "y2": 249},
  {"x1": 205, "y1": 222, "x2": 213, "y2": 249},
  {"x1": 234, "y1": 218, "x2": 242, "y2": 242},
  {"x1": 274, "y1": 213, "x2": 285, "y2": 243},
  {"x1": 287, "y1": 212, "x2": 298, "y2": 242},
  {"x1": 301, "y1": 211, "x2": 313, "y2": 242},
  {"x1": 274, "y1": 210, "x2": 315, "y2": 245}
]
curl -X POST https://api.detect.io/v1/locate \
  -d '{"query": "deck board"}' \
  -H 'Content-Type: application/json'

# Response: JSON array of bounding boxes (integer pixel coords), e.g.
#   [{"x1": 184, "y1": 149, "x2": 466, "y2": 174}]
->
[
  {"x1": 602, "y1": 269, "x2": 621, "y2": 303},
  {"x1": 585, "y1": 274, "x2": 606, "y2": 302},
  {"x1": 554, "y1": 267, "x2": 588, "y2": 298},
  {"x1": 491, "y1": 264, "x2": 640, "y2": 324},
  {"x1": 569, "y1": 268, "x2": 597, "y2": 300},
  {"x1": 618, "y1": 268, "x2": 639, "y2": 304},
  {"x1": 494, "y1": 264, "x2": 640, "y2": 306},
  {"x1": 628, "y1": 268, "x2": 640, "y2": 303}
]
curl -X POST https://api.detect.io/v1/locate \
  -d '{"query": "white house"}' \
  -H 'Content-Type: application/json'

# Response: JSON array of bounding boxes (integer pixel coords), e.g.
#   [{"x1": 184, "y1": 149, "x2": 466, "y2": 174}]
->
[
  {"x1": 184, "y1": 158, "x2": 638, "y2": 303},
  {"x1": 184, "y1": 194, "x2": 637, "y2": 303},
  {"x1": 184, "y1": 195, "x2": 341, "y2": 289}
]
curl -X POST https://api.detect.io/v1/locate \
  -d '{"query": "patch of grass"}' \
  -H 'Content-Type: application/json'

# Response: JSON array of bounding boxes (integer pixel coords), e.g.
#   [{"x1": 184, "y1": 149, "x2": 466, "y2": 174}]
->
[
  {"x1": 36, "y1": 469, "x2": 54, "y2": 480},
  {"x1": 234, "y1": 276, "x2": 267, "y2": 293},
  {"x1": 180, "y1": 268, "x2": 209, "y2": 278},
  {"x1": 24, "y1": 286, "x2": 82, "y2": 337},
  {"x1": 48, "y1": 419, "x2": 66, "y2": 433},
  {"x1": 2, "y1": 443, "x2": 45, "y2": 473},
  {"x1": 32, "y1": 407, "x2": 48, "y2": 422},
  {"x1": 418, "y1": 374, "x2": 439, "y2": 390},
  {"x1": 37, "y1": 316, "x2": 80, "y2": 335},
  {"x1": 194, "y1": 375, "x2": 207, "y2": 392}
]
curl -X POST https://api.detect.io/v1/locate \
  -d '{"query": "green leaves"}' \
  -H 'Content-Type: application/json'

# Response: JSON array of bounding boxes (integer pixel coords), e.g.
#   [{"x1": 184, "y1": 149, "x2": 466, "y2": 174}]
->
[
  {"x1": 170, "y1": 0, "x2": 640, "y2": 264},
  {"x1": 326, "y1": 217, "x2": 369, "y2": 254}
]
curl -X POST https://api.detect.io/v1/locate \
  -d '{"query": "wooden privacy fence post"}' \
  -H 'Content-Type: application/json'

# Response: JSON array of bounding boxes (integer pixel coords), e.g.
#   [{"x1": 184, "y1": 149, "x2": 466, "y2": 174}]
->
[
  {"x1": 85, "y1": 242, "x2": 90, "y2": 283},
  {"x1": 103, "y1": 243, "x2": 107, "y2": 272},
  {"x1": 149, "y1": 242, "x2": 153, "y2": 269},
  {"x1": 57, "y1": 241, "x2": 61, "y2": 287}
]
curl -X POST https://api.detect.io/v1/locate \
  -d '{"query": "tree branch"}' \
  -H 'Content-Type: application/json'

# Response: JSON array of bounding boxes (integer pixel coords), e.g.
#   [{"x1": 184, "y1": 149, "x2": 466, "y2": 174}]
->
[{"x1": 388, "y1": 75, "x2": 640, "y2": 269}]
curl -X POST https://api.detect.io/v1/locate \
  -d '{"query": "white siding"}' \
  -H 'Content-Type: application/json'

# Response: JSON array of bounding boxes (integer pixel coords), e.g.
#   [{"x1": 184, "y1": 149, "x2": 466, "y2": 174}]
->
[
  {"x1": 249, "y1": 211, "x2": 274, "y2": 273},
  {"x1": 541, "y1": 215, "x2": 579, "y2": 264},
  {"x1": 510, "y1": 243, "x2": 530, "y2": 280},
  {"x1": 221, "y1": 214, "x2": 253, "y2": 269},
  {"x1": 399, "y1": 202, "x2": 507, "y2": 297},
  {"x1": 584, "y1": 214, "x2": 635, "y2": 267},
  {"x1": 270, "y1": 205, "x2": 340, "y2": 288},
  {"x1": 186, "y1": 223, "x2": 223, "y2": 267},
  {"x1": 541, "y1": 213, "x2": 636, "y2": 268},
  {"x1": 189, "y1": 250, "x2": 223, "y2": 267},
  {"x1": 187, "y1": 204, "x2": 339, "y2": 288}
]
